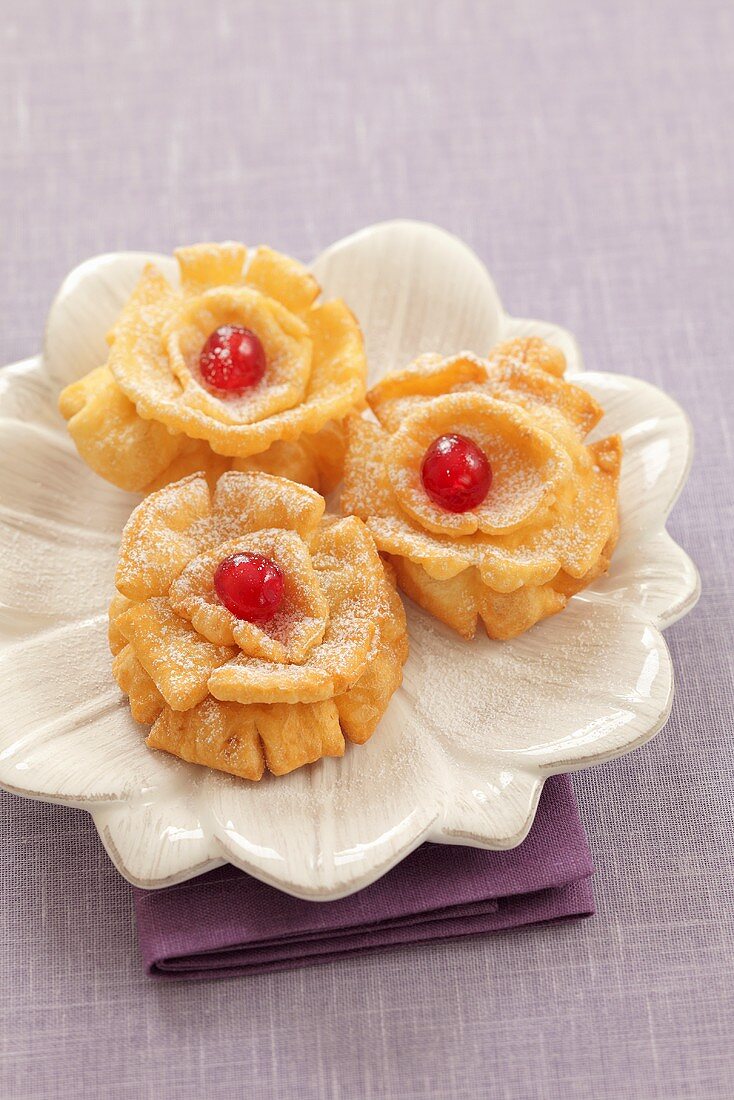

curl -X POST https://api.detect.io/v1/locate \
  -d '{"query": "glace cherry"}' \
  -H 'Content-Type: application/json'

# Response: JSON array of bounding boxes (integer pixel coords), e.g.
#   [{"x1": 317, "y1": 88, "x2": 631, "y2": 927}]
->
[
  {"x1": 199, "y1": 325, "x2": 266, "y2": 393},
  {"x1": 420, "y1": 433, "x2": 492, "y2": 512},
  {"x1": 214, "y1": 552, "x2": 285, "y2": 623}
]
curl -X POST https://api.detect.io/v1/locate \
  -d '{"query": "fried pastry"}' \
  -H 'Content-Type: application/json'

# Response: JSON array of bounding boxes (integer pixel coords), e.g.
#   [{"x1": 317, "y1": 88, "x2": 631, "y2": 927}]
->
[
  {"x1": 110, "y1": 470, "x2": 408, "y2": 779},
  {"x1": 59, "y1": 243, "x2": 367, "y2": 495},
  {"x1": 342, "y1": 337, "x2": 621, "y2": 640}
]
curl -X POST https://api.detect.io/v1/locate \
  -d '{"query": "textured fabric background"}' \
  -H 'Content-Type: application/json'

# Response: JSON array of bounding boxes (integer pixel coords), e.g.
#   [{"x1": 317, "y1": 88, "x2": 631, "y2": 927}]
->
[{"x1": 1, "y1": 1, "x2": 732, "y2": 1097}]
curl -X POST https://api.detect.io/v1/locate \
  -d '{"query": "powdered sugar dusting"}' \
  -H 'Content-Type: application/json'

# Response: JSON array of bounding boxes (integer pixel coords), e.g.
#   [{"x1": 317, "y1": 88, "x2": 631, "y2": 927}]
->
[{"x1": 404, "y1": 596, "x2": 637, "y2": 756}]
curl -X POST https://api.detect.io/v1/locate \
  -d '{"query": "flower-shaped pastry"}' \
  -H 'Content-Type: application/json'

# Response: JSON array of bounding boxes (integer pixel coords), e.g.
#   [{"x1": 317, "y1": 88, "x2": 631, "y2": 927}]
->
[
  {"x1": 109, "y1": 470, "x2": 408, "y2": 779},
  {"x1": 59, "y1": 243, "x2": 366, "y2": 495},
  {"x1": 342, "y1": 337, "x2": 622, "y2": 639}
]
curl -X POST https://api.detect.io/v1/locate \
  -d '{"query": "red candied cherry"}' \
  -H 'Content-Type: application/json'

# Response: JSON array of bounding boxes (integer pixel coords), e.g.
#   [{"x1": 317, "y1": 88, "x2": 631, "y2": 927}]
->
[
  {"x1": 420, "y1": 433, "x2": 492, "y2": 512},
  {"x1": 214, "y1": 552, "x2": 285, "y2": 623},
  {"x1": 199, "y1": 325, "x2": 266, "y2": 393}
]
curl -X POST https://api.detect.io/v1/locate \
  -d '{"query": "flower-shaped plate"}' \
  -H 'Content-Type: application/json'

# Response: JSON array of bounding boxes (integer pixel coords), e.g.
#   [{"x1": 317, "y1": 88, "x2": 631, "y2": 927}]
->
[{"x1": 0, "y1": 222, "x2": 699, "y2": 899}]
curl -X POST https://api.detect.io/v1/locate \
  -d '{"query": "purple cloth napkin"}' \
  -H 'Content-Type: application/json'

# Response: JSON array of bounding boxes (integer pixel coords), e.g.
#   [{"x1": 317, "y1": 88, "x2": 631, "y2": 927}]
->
[{"x1": 133, "y1": 775, "x2": 593, "y2": 980}]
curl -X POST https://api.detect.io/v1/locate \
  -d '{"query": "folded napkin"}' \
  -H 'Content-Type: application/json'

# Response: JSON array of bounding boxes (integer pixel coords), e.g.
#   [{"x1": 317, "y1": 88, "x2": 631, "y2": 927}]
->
[{"x1": 133, "y1": 774, "x2": 593, "y2": 980}]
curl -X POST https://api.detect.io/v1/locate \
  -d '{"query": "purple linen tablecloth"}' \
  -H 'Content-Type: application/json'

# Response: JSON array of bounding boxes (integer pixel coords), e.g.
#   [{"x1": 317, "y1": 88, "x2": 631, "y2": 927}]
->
[
  {"x1": 1, "y1": 2, "x2": 733, "y2": 1098},
  {"x1": 134, "y1": 776, "x2": 593, "y2": 980}
]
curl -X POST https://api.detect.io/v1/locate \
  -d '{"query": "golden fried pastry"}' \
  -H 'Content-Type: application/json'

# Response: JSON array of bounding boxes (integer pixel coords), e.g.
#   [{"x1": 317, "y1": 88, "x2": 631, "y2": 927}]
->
[
  {"x1": 59, "y1": 243, "x2": 366, "y2": 495},
  {"x1": 110, "y1": 470, "x2": 408, "y2": 779},
  {"x1": 342, "y1": 337, "x2": 621, "y2": 640}
]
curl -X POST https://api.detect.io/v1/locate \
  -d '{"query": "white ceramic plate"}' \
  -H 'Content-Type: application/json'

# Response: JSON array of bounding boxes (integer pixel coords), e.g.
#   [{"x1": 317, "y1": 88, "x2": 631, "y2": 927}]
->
[{"x1": 0, "y1": 221, "x2": 699, "y2": 899}]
